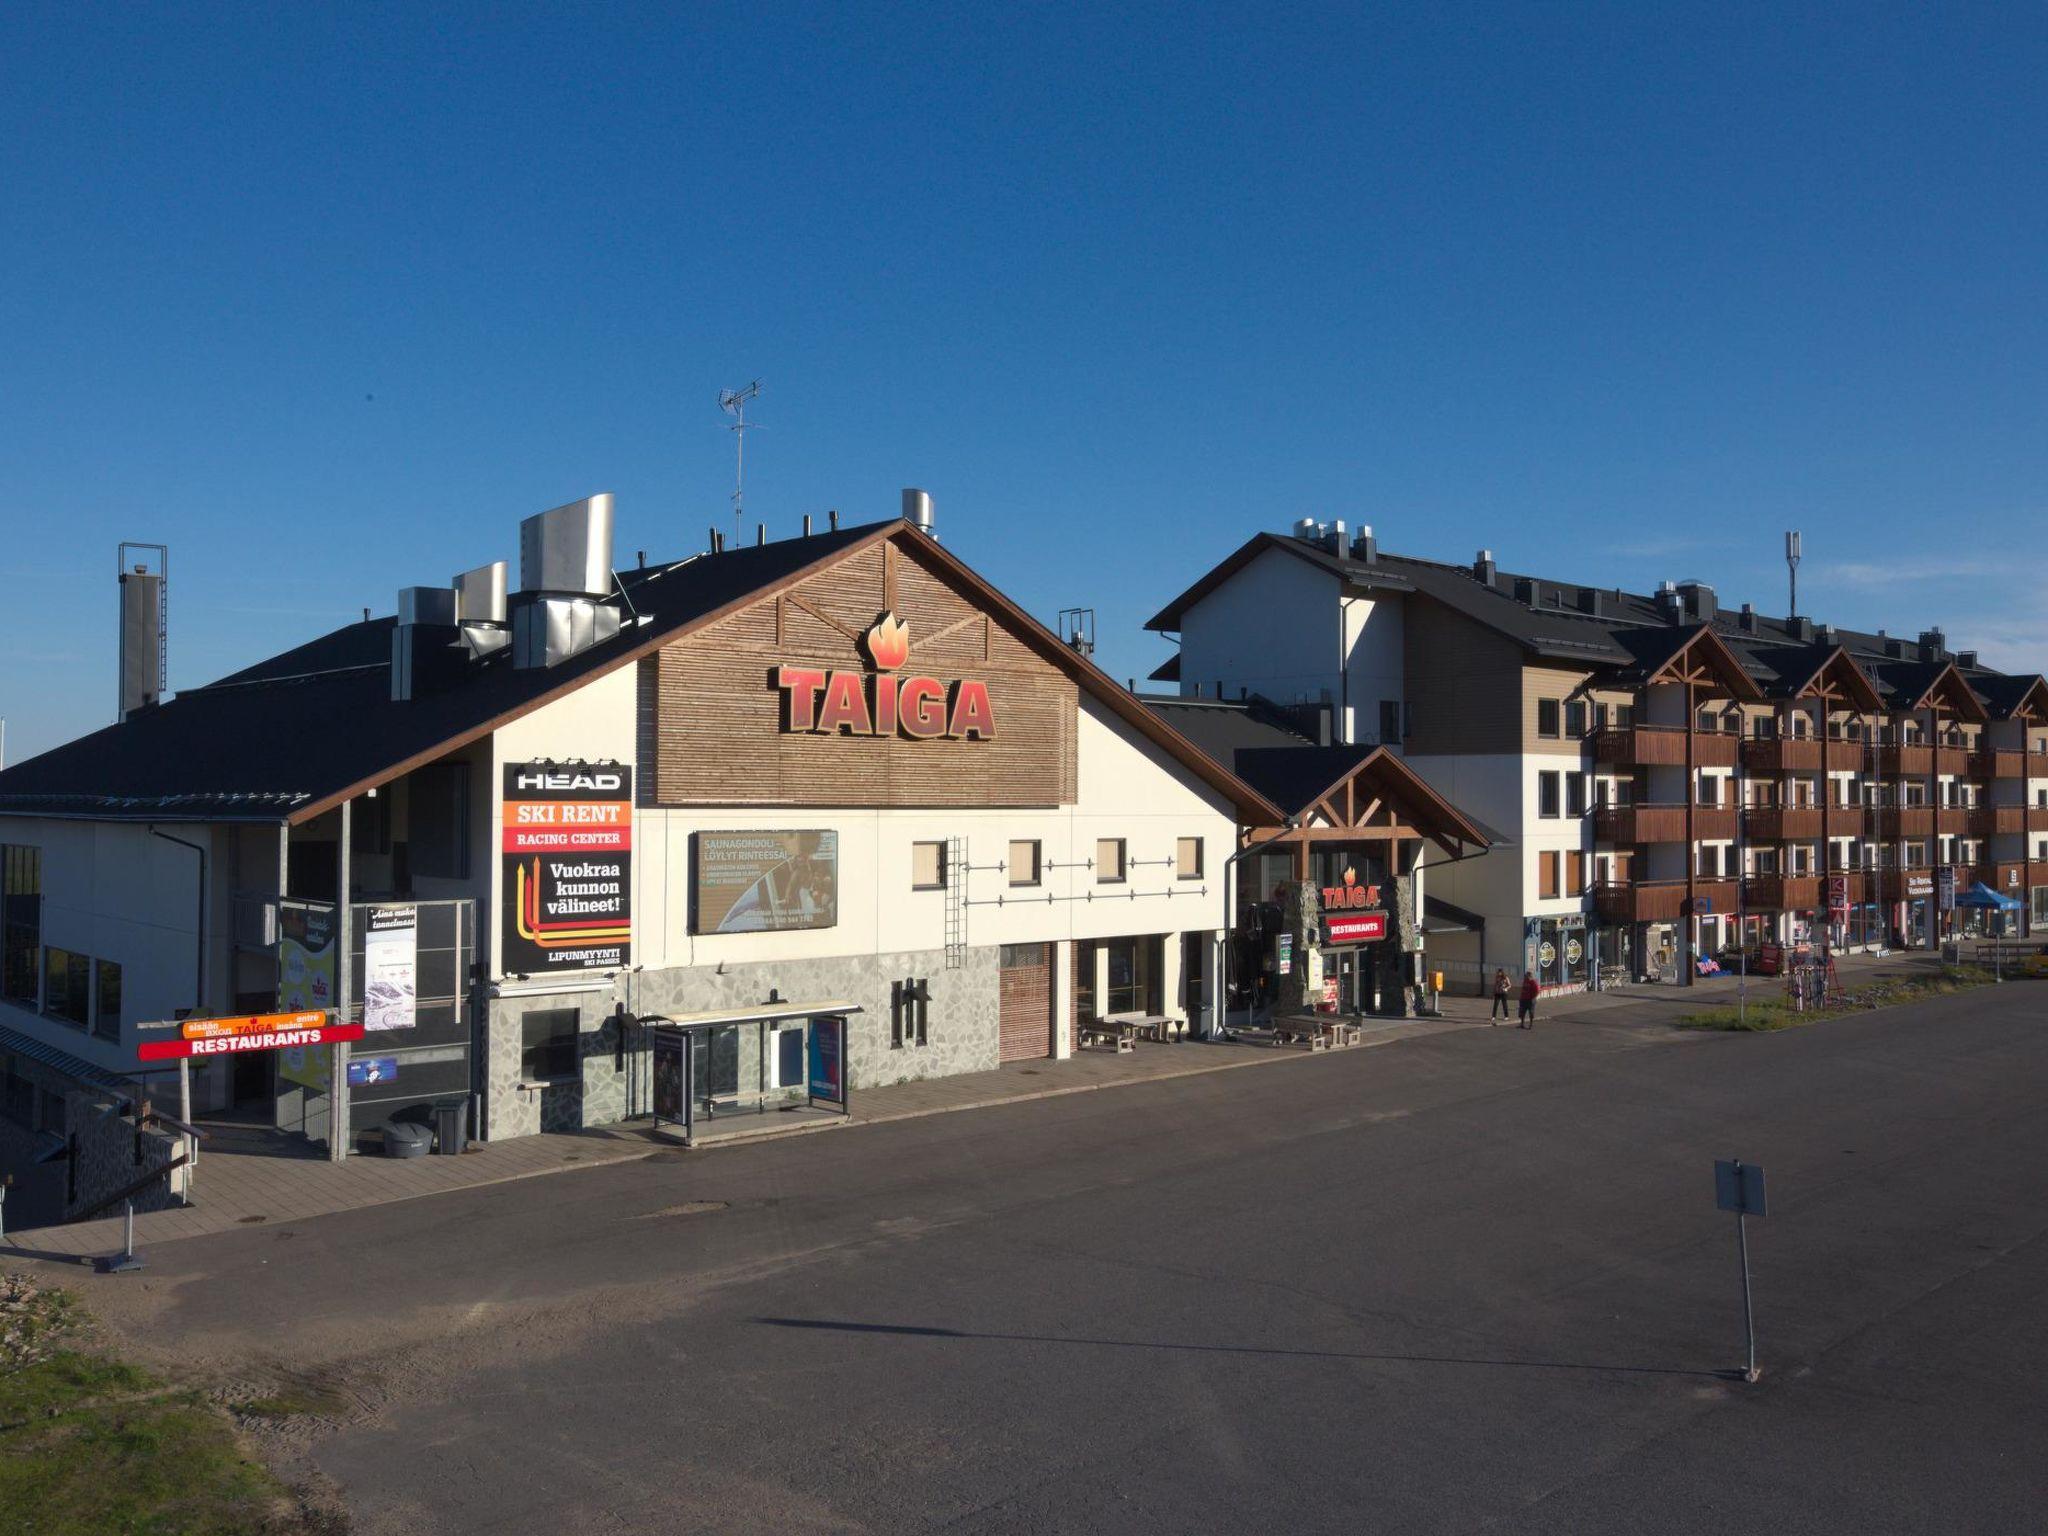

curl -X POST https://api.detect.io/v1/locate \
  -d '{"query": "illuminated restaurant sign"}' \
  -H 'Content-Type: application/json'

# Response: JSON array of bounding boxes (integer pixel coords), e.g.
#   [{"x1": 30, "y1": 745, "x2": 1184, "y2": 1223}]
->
[
  {"x1": 1320, "y1": 868, "x2": 1380, "y2": 911},
  {"x1": 774, "y1": 614, "x2": 996, "y2": 740}
]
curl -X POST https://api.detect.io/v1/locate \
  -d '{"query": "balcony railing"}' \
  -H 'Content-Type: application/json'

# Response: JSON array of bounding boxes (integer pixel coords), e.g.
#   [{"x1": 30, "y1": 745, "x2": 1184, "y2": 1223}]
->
[
  {"x1": 1592, "y1": 724, "x2": 1740, "y2": 769},
  {"x1": 1591, "y1": 877, "x2": 1741, "y2": 924},
  {"x1": 1743, "y1": 874, "x2": 1822, "y2": 911},
  {"x1": 1743, "y1": 805, "x2": 1824, "y2": 840},
  {"x1": 1879, "y1": 743, "x2": 1935, "y2": 777},
  {"x1": 1966, "y1": 805, "x2": 2028, "y2": 837},
  {"x1": 1741, "y1": 736, "x2": 1825, "y2": 773},
  {"x1": 1973, "y1": 746, "x2": 2024, "y2": 779},
  {"x1": 1875, "y1": 806, "x2": 1935, "y2": 838}
]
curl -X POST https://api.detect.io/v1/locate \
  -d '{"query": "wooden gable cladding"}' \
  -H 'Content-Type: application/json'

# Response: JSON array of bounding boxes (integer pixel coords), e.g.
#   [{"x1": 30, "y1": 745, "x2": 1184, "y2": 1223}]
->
[{"x1": 648, "y1": 535, "x2": 1079, "y2": 807}]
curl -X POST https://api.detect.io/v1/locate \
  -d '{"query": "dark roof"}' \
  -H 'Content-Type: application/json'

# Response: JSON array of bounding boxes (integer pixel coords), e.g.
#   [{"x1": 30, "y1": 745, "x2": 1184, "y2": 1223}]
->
[
  {"x1": 1135, "y1": 694, "x2": 1318, "y2": 763},
  {"x1": 0, "y1": 524, "x2": 884, "y2": 822},
  {"x1": 1150, "y1": 529, "x2": 2038, "y2": 704},
  {"x1": 1230, "y1": 744, "x2": 1380, "y2": 813},
  {"x1": 1, "y1": 519, "x2": 1288, "y2": 828}
]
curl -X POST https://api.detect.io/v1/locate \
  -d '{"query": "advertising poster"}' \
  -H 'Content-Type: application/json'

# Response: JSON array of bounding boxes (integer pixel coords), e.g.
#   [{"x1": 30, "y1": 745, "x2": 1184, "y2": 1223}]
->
[
  {"x1": 692, "y1": 831, "x2": 838, "y2": 934},
  {"x1": 502, "y1": 763, "x2": 633, "y2": 973},
  {"x1": 807, "y1": 1016, "x2": 846, "y2": 1107},
  {"x1": 346, "y1": 1056, "x2": 399, "y2": 1087},
  {"x1": 277, "y1": 899, "x2": 338, "y2": 1090},
  {"x1": 652, "y1": 1031, "x2": 688, "y2": 1126},
  {"x1": 363, "y1": 905, "x2": 418, "y2": 1031}
]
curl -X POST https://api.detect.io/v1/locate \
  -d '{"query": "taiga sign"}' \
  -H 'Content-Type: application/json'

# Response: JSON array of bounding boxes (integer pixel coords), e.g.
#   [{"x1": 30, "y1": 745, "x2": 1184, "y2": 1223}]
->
[{"x1": 774, "y1": 614, "x2": 996, "y2": 740}]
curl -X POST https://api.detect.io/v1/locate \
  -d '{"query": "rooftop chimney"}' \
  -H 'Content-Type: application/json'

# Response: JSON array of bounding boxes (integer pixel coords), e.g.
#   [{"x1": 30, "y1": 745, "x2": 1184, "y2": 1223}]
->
[
  {"x1": 116, "y1": 542, "x2": 167, "y2": 721},
  {"x1": 1513, "y1": 577, "x2": 1537, "y2": 605},
  {"x1": 1956, "y1": 649, "x2": 1978, "y2": 669},
  {"x1": 1351, "y1": 524, "x2": 1378, "y2": 563},
  {"x1": 452, "y1": 561, "x2": 510, "y2": 662},
  {"x1": 1676, "y1": 581, "x2": 1717, "y2": 622},
  {"x1": 1917, "y1": 627, "x2": 1946, "y2": 661},
  {"x1": 1473, "y1": 549, "x2": 1495, "y2": 584},
  {"x1": 1577, "y1": 588, "x2": 1604, "y2": 617},
  {"x1": 902, "y1": 488, "x2": 935, "y2": 538},
  {"x1": 1323, "y1": 519, "x2": 1347, "y2": 555},
  {"x1": 1296, "y1": 518, "x2": 1321, "y2": 543},
  {"x1": 1738, "y1": 601, "x2": 1757, "y2": 632}
]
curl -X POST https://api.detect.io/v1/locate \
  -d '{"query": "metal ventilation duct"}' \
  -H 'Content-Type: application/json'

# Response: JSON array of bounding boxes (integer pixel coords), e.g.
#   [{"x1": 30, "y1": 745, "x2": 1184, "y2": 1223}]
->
[
  {"x1": 902, "y1": 487, "x2": 934, "y2": 537},
  {"x1": 519, "y1": 494, "x2": 615, "y2": 596},
  {"x1": 453, "y1": 561, "x2": 508, "y2": 623},
  {"x1": 511, "y1": 597, "x2": 622, "y2": 670}
]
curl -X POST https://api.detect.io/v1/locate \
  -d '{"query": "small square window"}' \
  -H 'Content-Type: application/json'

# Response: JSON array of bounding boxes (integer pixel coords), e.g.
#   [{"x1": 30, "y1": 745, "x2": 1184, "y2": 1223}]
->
[
  {"x1": 1096, "y1": 838, "x2": 1126, "y2": 883},
  {"x1": 1563, "y1": 701, "x2": 1588, "y2": 739},
  {"x1": 1008, "y1": 840, "x2": 1041, "y2": 888},
  {"x1": 520, "y1": 1008, "x2": 579, "y2": 1082},
  {"x1": 1537, "y1": 699, "x2": 1561, "y2": 738},
  {"x1": 1176, "y1": 837, "x2": 1204, "y2": 879},
  {"x1": 911, "y1": 841, "x2": 947, "y2": 890}
]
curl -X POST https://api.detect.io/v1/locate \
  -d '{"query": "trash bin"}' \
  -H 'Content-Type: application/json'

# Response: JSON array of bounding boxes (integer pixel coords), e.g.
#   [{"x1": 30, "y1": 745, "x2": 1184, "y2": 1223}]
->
[
  {"x1": 382, "y1": 1120, "x2": 432, "y2": 1159},
  {"x1": 431, "y1": 1096, "x2": 471, "y2": 1156}
]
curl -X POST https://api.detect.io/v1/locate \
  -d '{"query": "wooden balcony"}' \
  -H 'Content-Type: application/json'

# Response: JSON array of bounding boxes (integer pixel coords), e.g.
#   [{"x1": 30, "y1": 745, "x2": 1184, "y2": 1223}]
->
[
  {"x1": 1592, "y1": 877, "x2": 1741, "y2": 924},
  {"x1": 1879, "y1": 743, "x2": 1934, "y2": 777},
  {"x1": 1741, "y1": 736, "x2": 1824, "y2": 773},
  {"x1": 1743, "y1": 805, "x2": 1823, "y2": 841},
  {"x1": 1935, "y1": 806, "x2": 1970, "y2": 836},
  {"x1": 1933, "y1": 743, "x2": 1973, "y2": 776},
  {"x1": 1589, "y1": 803, "x2": 1739, "y2": 842},
  {"x1": 1744, "y1": 874, "x2": 1823, "y2": 911},
  {"x1": 1973, "y1": 746, "x2": 2024, "y2": 779},
  {"x1": 1980, "y1": 859, "x2": 2048, "y2": 895},
  {"x1": 1967, "y1": 805, "x2": 2028, "y2": 837},
  {"x1": 1592, "y1": 724, "x2": 1740, "y2": 769},
  {"x1": 1824, "y1": 735, "x2": 1872, "y2": 770},
  {"x1": 1876, "y1": 806, "x2": 1935, "y2": 838}
]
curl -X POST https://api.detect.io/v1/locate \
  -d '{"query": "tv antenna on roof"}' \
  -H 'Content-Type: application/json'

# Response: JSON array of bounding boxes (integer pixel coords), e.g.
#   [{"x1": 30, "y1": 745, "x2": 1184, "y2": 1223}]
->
[
  {"x1": 719, "y1": 381, "x2": 763, "y2": 541},
  {"x1": 1785, "y1": 530, "x2": 1802, "y2": 618}
]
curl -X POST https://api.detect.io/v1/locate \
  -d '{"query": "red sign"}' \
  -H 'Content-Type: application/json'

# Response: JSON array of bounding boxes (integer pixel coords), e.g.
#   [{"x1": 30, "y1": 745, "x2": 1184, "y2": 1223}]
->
[
  {"x1": 139, "y1": 1022, "x2": 364, "y2": 1062},
  {"x1": 180, "y1": 1009, "x2": 326, "y2": 1042},
  {"x1": 775, "y1": 614, "x2": 997, "y2": 741},
  {"x1": 1826, "y1": 875, "x2": 1849, "y2": 918},
  {"x1": 1319, "y1": 868, "x2": 1380, "y2": 911},
  {"x1": 1322, "y1": 912, "x2": 1388, "y2": 945}
]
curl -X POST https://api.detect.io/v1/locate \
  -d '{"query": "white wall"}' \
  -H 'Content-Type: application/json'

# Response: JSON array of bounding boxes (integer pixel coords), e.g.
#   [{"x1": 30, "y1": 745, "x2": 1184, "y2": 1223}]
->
[
  {"x1": 1342, "y1": 591, "x2": 1405, "y2": 746},
  {"x1": 1177, "y1": 547, "x2": 1341, "y2": 709}
]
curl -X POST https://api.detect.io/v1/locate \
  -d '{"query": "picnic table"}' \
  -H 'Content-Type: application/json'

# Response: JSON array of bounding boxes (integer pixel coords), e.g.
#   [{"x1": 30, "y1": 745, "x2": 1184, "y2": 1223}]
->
[{"x1": 1268, "y1": 1015, "x2": 1362, "y2": 1050}]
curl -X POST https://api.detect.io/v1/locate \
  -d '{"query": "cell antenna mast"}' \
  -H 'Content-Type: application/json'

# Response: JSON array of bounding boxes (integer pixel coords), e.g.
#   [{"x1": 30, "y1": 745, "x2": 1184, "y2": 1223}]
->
[
  {"x1": 719, "y1": 381, "x2": 763, "y2": 539},
  {"x1": 1785, "y1": 530, "x2": 1802, "y2": 617}
]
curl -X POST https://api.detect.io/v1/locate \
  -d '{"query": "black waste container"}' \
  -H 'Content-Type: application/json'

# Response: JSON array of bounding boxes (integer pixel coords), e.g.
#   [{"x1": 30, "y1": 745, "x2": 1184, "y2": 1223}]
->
[
  {"x1": 431, "y1": 1095, "x2": 471, "y2": 1156},
  {"x1": 382, "y1": 1120, "x2": 432, "y2": 1159}
]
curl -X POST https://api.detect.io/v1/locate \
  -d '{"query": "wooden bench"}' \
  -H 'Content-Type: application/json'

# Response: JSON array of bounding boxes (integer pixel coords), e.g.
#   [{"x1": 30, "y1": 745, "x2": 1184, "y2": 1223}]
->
[
  {"x1": 1077, "y1": 1020, "x2": 1137, "y2": 1053},
  {"x1": 1102, "y1": 1011, "x2": 1186, "y2": 1043},
  {"x1": 1269, "y1": 1017, "x2": 1331, "y2": 1050}
]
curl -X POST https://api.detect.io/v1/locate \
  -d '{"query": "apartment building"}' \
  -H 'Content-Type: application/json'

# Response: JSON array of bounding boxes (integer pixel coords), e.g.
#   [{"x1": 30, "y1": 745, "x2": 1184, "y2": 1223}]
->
[{"x1": 1147, "y1": 522, "x2": 2048, "y2": 990}]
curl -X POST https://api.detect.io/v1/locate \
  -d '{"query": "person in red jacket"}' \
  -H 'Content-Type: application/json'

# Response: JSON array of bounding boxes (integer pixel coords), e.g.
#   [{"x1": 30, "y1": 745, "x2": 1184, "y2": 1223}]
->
[{"x1": 1517, "y1": 971, "x2": 1540, "y2": 1029}]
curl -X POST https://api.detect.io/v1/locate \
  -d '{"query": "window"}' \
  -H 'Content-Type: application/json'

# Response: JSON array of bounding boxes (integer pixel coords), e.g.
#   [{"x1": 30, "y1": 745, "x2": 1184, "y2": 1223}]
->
[
  {"x1": 911, "y1": 841, "x2": 947, "y2": 890},
  {"x1": 1539, "y1": 851, "x2": 1561, "y2": 899},
  {"x1": 520, "y1": 1008, "x2": 579, "y2": 1082},
  {"x1": 1, "y1": 845, "x2": 40, "y2": 1005},
  {"x1": 1176, "y1": 837, "x2": 1204, "y2": 879},
  {"x1": 43, "y1": 947, "x2": 89, "y2": 1028},
  {"x1": 1565, "y1": 851, "x2": 1585, "y2": 897},
  {"x1": 1103, "y1": 938, "x2": 1158, "y2": 1015},
  {"x1": 1565, "y1": 774, "x2": 1587, "y2": 818},
  {"x1": 1905, "y1": 842, "x2": 1926, "y2": 868},
  {"x1": 1008, "y1": 839, "x2": 1041, "y2": 887},
  {"x1": 891, "y1": 978, "x2": 930, "y2": 1048},
  {"x1": 1697, "y1": 774, "x2": 1721, "y2": 808},
  {"x1": 93, "y1": 960, "x2": 122, "y2": 1043},
  {"x1": 1612, "y1": 703, "x2": 1634, "y2": 729},
  {"x1": 1380, "y1": 700, "x2": 1403, "y2": 744},
  {"x1": 1538, "y1": 771, "x2": 1561, "y2": 818},
  {"x1": 1096, "y1": 838, "x2": 1126, "y2": 883},
  {"x1": 1537, "y1": 699, "x2": 1561, "y2": 738},
  {"x1": 1564, "y1": 700, "x2": 1588, "y2": 739},
  {"x1": 1698, "y1": 845, "x2": 1724, "y2": 878}
]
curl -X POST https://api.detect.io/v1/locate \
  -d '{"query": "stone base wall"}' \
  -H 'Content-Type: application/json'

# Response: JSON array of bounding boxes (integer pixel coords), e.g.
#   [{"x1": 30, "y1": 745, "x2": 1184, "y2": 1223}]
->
[{"x1": 483, "y1": 946, "x2": 1001, "y2": 1139}]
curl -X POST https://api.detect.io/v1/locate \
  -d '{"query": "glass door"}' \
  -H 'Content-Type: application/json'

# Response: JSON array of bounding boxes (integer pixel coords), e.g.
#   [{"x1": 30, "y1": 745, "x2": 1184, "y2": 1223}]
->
[{"x1": 692, "y1": 1026, "x2": 740, "y2": 1114}]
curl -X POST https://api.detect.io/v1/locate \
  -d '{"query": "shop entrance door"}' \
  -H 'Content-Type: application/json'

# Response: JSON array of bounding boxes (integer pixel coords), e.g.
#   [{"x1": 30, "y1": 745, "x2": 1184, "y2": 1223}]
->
[{"x1": 1331, "y1": 948, "x2": 1370, "y2": 1015}]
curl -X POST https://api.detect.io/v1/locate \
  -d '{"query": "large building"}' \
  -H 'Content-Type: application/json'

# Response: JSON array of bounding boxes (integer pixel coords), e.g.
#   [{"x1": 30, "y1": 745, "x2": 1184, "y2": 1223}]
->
[
  {"x1": 1, "y1": 495, "x2": 1297, "y2": 1212},
  {"x1": 1147, "y1": 521, "x2": 2048, "y2": 990}
]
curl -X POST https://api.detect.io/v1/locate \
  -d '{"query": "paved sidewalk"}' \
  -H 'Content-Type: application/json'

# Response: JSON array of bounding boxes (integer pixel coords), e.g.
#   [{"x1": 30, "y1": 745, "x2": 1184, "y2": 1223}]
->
[{"x1": 6, "y1": 1013, "x2": 1480, "y2": 1260}]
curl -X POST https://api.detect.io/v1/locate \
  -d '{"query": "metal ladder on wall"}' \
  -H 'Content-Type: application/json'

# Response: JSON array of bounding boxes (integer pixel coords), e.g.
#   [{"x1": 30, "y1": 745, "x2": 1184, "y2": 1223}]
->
[{"x1": 944, "y1": 836, "x2": 967, "y2": 969}]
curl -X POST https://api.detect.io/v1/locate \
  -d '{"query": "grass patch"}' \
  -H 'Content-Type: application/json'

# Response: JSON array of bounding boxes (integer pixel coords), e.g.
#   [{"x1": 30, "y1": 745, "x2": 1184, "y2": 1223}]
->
[
  {"x1": 1680, "y1": 964, "x2": 2001, "y2": 1032},
  {"x1": 0, "y1": 1272, "x2": 327, "y2": 1535}
]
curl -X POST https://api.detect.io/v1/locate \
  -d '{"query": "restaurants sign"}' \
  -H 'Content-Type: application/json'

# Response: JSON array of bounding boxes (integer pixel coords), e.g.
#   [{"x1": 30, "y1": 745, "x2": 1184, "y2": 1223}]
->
[
  {"x1": 139, "y1": 1012, "x2": 363, "y2": 1061},
  {"x1": 502, "y1": 762, "x2": 633, "y2": 973},
  {"x1": 775, "y1": 614, "x2": 996, "y2": 740},
  {"x1": 1322, "y1": 912, "x2": 1388, "y2": 946}
]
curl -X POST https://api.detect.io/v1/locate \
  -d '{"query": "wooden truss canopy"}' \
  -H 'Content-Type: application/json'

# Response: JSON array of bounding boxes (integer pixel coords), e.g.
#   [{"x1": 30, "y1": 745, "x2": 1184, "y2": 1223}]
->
[
  {"x1": 1777, "y1": 645, "x2": 1886, "y2": 713},
  {"x1": 1242, "y1": 746, "x2": 1489, "y2": 860},
  {"x1": 1640, "y1": 625, "x2": 1766, "y2": 701}
]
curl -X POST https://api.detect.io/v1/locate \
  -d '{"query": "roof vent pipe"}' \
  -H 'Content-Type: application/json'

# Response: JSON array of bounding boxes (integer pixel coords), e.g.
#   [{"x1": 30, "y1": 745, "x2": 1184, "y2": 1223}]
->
[
  {"x1": 802, "y1": 513, "x2": 813, "y2": 537},
  {"x1": 902, "y1": 488, "x2": 935, "y2": 538}
]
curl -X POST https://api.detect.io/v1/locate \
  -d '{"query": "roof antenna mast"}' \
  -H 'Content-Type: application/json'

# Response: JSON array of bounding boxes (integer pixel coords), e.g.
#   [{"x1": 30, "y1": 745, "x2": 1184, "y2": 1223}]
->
[
  {"x1": 719, "y1": 381, "x2": 763, "y2": 543},
  {"x1": 1785, "y1": 530, "x2": 1802, "y2": 618}
]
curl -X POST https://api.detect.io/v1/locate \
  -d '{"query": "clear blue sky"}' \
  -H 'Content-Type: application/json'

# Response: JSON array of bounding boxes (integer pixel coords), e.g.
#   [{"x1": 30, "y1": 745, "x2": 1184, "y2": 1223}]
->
[{"x1": 5, "y1": 5, "x2": 2046, "y2": 763}]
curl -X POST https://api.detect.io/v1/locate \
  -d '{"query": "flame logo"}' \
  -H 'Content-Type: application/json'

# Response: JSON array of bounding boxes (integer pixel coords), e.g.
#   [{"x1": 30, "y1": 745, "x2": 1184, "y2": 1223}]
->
[
  {"x1": 865, "y1": 613, "x2": 911, "y2": 671},
  {"x1": 1342, "y1": 866, "x2": 1357, "y2": 886}
]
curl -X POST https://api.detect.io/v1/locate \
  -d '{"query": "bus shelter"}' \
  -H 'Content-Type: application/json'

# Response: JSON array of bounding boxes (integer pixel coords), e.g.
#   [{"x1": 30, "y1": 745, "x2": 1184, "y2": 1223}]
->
[{"x1": 639, "y1": 1001, "x2": 859, "y2": 1146}]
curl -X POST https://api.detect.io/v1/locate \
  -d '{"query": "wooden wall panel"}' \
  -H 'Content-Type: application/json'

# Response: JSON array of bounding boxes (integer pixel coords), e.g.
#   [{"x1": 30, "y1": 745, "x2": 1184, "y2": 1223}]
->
[{"x1": 651, "y1": 535, "x2": 1079, "y2": 807}]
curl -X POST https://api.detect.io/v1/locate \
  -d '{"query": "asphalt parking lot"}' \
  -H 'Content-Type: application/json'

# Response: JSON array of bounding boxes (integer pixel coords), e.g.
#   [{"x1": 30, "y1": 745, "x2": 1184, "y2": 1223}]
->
[{"x1": 55, "y1": 984, "x2": 2048, "y2": 1534}]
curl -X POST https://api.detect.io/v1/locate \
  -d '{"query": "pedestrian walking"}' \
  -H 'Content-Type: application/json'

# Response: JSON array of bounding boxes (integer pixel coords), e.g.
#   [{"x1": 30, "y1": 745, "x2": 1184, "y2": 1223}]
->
[
  {"x1": 1491, "y1": 968, "x2": 1512, "y2": 1023},
  {"x1": 1517, "y1": 971, "x2": 1540, "y2": 1029}
]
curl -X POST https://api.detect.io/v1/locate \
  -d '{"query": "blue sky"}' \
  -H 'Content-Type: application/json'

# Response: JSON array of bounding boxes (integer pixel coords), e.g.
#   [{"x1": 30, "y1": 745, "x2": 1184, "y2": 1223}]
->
[{"x1": 4, "y1": 5, "x2": 2046, "y2": 763}]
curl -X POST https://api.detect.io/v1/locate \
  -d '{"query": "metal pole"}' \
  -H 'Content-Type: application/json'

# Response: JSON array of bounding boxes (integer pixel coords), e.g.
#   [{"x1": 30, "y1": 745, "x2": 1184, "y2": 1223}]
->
[
  {"x1": 178, "y1": 1057, "x2": 195, "y2": 1206},
  {"x1": 1738, "y1": 1206, "x2": 1759, "y2": 1382},
  {"x1": 331, "y1": 799, "x2": 352, "y2": 1163},
  {"x1": 1737, "y1": 788, "x2": 1749, "y2": 1025},
  {"x1": 124, "y1": 1199, "x2": 135, "y2": 1262}
]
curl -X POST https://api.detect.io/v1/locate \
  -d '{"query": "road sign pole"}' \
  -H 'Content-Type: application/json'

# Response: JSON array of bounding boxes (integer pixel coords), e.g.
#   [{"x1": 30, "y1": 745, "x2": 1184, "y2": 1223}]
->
[{"x1": 1738, "y1": 1207, "x2": 1758, "y2": 1383}]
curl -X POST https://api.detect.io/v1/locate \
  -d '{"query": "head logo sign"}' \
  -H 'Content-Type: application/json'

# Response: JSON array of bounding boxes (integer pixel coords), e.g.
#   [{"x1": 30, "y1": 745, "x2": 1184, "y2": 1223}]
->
[
  {"x1": 774, "y1": 614, "x2": 996, "y2": 740},
  {"x1": 501, "y1": 762, "x2": 632, "y2": 973}
]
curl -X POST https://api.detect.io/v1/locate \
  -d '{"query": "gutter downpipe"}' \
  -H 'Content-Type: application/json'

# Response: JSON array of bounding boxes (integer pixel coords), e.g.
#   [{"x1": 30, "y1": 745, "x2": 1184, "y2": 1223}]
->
[
  {"x1": 148, "y1": 827, "x2": 207, "y2": 1015},
  {"x1": 1221, "y1": 819, "x2": 1299, "y2": 1038}
]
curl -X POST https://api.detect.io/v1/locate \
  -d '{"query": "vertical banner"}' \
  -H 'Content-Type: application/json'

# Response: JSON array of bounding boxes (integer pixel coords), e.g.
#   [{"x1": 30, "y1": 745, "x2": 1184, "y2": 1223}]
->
[
  {"x1": 501, "y1": 763, "x2": 633, "y2": 974},
  {"x1": 278, "y1": 898, "x2": 338, "y2": 1090},
  {"x1": 807, "y1": 1016, "x2": 847, "y2": 1109},
  {"x1": 363, "y1": 905, "x2": 418, "y2": 1031}
]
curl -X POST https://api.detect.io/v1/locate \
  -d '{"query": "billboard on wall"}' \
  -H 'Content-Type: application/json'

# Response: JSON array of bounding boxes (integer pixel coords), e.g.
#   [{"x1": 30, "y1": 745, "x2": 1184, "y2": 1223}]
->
[
  {"x1": 692, "y1": 831, "x2": 838, "y2": 934},
  {"x1": 278, "y1": 899, "x2": 338, "y2": 1090},
  {"x1": 502, "y1": 763, "x2": 633, "y2": 973},
  {"x1": 363, "y1": 905, "x2": 418, "y2": 1031}
]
